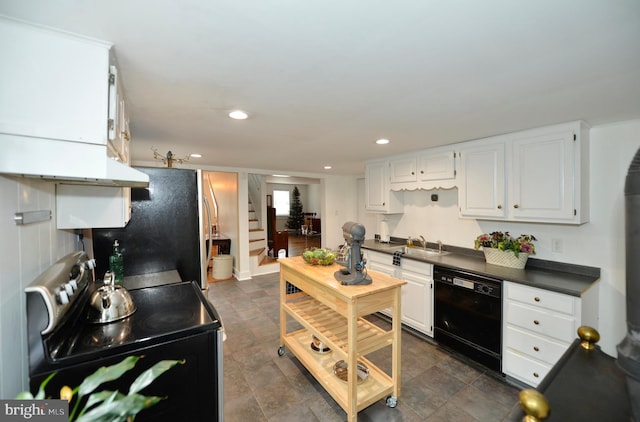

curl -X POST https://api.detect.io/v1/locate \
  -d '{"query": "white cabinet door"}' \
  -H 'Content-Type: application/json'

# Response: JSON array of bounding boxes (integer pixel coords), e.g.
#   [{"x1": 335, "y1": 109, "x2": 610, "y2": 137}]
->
[
  {"x1": 365, "y1": 161, "x2": 388, "y2": 211},
  {"x1": 390, "y1": 157, "x2": 417, "y2": 183},
  {"x1": 419, "y1": 151, "x2": 455, "y2": 181},
  {"x1": 0, "y1": 17, "x2": 111, "y2": 144},
  {"x1": 458, "y1": 141, "x2": 506, "y2": 218},
  {"x1": 510, "y1": 129, "x2": 577, "y2": 222},
  {"x1": 400, "y1": 269, "x2": 433, "y2": 336},
  {"x1": 365, "y1": 160, "x2": 403, "y2": 213},
  {"x1": 57, "y1": 185, "x2": 131, "y2": 229}
]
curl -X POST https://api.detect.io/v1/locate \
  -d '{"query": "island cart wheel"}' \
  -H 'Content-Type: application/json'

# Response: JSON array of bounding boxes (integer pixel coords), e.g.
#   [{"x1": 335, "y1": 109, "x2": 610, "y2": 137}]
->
[
  {"x1": 277, "y1": 346, "x2": 285, "y2": 356},
  {"x1": 386, "y1": 396, "x2": 398, "y2": 408}
]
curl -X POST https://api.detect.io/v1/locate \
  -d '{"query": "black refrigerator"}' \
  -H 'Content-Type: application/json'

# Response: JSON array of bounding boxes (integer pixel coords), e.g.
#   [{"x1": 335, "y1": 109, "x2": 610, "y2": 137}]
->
[{"x1": 92, "y1": 167, "x2": 210, "y2": 289}]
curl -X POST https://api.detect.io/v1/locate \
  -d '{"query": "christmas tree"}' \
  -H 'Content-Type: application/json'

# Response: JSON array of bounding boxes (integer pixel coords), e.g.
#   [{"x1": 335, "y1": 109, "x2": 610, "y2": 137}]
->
[{"x1": 286, "y1": 186, "x2": 305, "y2": 233}]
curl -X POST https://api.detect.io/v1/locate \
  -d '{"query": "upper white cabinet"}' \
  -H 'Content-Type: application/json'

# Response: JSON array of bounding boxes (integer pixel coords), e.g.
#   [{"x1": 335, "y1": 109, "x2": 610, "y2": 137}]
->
[
  {"x1": 365, "y1": 160, "x2": 403, "y2": 213},
  {"x1": 389, "y1": 157, "x2": 417, "y2": 183},
  {"x1": 57, "y1": 185, "x2": 132, "y2": 229},
  {"x1": 458, "y1": 139, "x2": 507, "y2": 219},
  {"x1": 0, "y1": 17, "x2": 110, "y2": 144},
  {"x1": 419, "y1": 151, "x2": 456, "y2": 182},
  {"x1": 458, "y1": 121, "x2": 589, "y2": 224},
  {"x1": 389, "y1": 149, "x2": 457, "y2": 191},
  {"x1": 510, "y1": 125, "x2": 587, "y2": 222}
]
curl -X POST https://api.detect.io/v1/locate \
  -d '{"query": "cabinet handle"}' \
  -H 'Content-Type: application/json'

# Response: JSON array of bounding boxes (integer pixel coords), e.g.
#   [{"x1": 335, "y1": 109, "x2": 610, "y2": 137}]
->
[
  {"x1": 533, "y1": 320, "x2": 540, "y2": 325},
  {"x1": 411, "y1": 171, "x2": 415, "y2": 175},
  {"x1": 497, "y1": 204, "x2": 502, "y2": 209},
  {"x1": 533, "y1": 372, "x2": 539, "y2": 378},
  {"x1": 533, "y1": 346, "x2": 539, "y2": 352},
  {"x1": 514, "y1": 204, "x2": 519, "y2": 209},
  {"x1": 534, "y1": 297, "x2": 540, "y2": 302},
  {"x1": 420, "y1": 170, "x2": 424, "y2": 174}
]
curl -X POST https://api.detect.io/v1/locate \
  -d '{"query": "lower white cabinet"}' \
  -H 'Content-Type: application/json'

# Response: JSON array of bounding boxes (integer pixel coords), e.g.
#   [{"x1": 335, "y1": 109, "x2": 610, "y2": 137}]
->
[
  {"x1": 502, "y1": 281, "x2": 598, "y2": 387},
  {"x1": 398, "y1": 258, "x2": 433, "y2": 336},
  {"x1": 365, "y1": 250, "x2": 433, "y2": 336}
]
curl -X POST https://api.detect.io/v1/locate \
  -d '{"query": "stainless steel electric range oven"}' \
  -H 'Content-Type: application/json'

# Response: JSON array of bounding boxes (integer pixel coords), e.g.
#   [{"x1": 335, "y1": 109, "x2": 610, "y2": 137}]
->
[
  {"x1": 25, "y1": 251, "x2": 223, "y2": 421},
  {"x1": 434, "y1": 265, "x2": 502, "y2": 372}
]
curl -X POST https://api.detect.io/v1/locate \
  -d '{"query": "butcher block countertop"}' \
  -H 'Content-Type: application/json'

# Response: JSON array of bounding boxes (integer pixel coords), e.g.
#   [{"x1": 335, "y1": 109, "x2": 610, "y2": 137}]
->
[
  {"x1": 278, "y1": 255, "x2": 406, "y2": 302},
  {"x1": 362, "y1": 239, "x2": 600, "y2": 297}
]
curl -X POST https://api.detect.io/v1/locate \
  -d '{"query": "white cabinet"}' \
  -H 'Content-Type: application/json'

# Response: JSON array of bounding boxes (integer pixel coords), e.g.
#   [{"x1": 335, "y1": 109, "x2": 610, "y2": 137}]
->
[
  {"x1": 389, "y1": 150, "x2": 457, "y2": 191},
  {"x1": 458, "y1": 121, "x2": 589, "y2": 224},
  {"x1": 418, "y1": 151, "x2": 456, "y2": 182},
  {"x1": 365, "y1": 160, "x2": 403, "y2": 213},
  {"x1": 0, "y1": 17, "x2": 111, "y2": 145},
  {"x1": 509, "y1": 124, "x2": 588, "y2": 222},
  {"x1": 57, "y1": 185, "x2": 131, "y2": 229},
  {"x1": 399, "y1": 258, "x2": 433, "y2": 336},
  {"x1": 458, "y1": 139, "x2": 506, "y2": 218},
  {"x1": 502, "y1": 281, "x2": 598, "y2": 387},
  {"x1": 389, "y1": 157, "x2": 417, "y2": 183},
  {"x1": 365, "y1": 250, "x2": 433, "y2": 336}
]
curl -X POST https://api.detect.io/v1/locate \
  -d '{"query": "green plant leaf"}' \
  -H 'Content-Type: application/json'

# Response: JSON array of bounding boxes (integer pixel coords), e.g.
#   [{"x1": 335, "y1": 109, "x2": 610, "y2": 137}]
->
[
  {"x1": 83, "y1": 390, "x2": 125, "y2": 412},
  {"x1": 128, "y1": 359, "x2": 184, "y2": 395},
  {"x1": 75, "y1": 392, "x2": 163, "y2": 422},
  {"x1": 77, "y1": 356, "x2": 140, "y2": 397},
  {"x1": 15, "y1": 391, "x2": 34, "y2": 399}
]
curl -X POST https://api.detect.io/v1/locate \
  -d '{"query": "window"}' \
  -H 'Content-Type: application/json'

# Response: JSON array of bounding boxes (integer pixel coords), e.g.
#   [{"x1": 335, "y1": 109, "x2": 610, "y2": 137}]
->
[{"x1": 273, "y1": 190, "x2": 290, "y2": 216}]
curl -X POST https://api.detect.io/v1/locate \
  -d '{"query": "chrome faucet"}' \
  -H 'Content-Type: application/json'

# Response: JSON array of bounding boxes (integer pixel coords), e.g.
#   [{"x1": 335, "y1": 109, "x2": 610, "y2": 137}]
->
[
  {"x1": 418, "y1": 235, "x2": 427, "y2": 250},
  {"x1": 437, "y1": 240, "x2": 443, "y2": 254}
]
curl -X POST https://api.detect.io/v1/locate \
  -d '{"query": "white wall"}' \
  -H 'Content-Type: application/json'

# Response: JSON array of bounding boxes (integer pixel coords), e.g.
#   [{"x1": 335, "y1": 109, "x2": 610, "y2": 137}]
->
[
  {"x1": 0, "y1": 176, "x2": 78, "y2": 398},
  {"x1": 321, "y1": 175, "x2": 360, "y2": 250},
  {"x1": 359, "y1": 120, "x2": 640, "y2": 356}
]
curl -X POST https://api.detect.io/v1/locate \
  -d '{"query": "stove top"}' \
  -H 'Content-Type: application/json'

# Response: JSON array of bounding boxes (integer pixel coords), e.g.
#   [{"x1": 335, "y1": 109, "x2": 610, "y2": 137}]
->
[{"x1": 46, "y1": 281, "x2": 220, "y2": 362}]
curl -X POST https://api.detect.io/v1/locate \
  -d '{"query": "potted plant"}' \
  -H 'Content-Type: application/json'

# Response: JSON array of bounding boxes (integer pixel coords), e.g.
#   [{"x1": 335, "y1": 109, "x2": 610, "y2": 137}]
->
[
  {"x1": 474, "y1": 231, "x2": 536, "y2": 269},
  {"x1": 17, "y1": 356, "x2": 182, "y2": 422}
]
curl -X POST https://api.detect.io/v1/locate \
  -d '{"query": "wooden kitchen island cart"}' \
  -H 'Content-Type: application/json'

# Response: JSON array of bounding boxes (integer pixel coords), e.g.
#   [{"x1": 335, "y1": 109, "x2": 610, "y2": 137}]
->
[{"x1": 278, "y1": 256, "x2": 406, "y2": 422}]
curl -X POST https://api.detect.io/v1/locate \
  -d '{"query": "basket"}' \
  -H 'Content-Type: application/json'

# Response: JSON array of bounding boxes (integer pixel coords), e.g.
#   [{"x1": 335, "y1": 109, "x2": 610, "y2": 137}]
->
[{"x1": 483, "y1": 248, "x2": 529, "y2": 269}]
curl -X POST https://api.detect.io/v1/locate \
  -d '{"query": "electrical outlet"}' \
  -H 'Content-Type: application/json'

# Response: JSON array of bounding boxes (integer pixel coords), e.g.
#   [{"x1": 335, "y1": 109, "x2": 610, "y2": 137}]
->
[{"x1": 552, "y1": 238, "x2": 563, "y2": 253}]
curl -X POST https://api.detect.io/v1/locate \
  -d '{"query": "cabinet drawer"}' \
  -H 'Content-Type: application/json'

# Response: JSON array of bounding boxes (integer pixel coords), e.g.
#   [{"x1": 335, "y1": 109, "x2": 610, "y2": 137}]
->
[
  {"x1": 507, "y1": 283, "x2": 575, "y2": 315},
  {"x1": 504, "y1": 349, "x2": 551, "y2": 387},
  {"x1": 400, "y1": 258, "x2": 433, "y2": 275},
  {"x1": 507, "y1": 302, "x2": 576, "y2": 343},
  {"x1": 504, "y1": 325, "x2": 570, "y2": 365}
]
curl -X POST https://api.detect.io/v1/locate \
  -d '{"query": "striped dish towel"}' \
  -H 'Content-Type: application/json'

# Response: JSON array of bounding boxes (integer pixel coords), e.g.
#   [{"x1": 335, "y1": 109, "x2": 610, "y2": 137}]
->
[{"x1": 392, "y1": 250, "x2": 404, "y2": 266}]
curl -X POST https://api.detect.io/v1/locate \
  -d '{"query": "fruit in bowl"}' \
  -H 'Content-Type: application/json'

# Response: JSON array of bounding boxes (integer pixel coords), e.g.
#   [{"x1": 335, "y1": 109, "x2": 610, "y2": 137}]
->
[{"x1": 302, "y1": 248, "x2": 336, "y2": 265}]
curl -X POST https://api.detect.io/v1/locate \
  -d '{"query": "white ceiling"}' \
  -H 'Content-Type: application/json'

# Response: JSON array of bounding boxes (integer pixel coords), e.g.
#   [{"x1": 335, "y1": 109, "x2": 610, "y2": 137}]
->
[{"x1": 2, "y1": 1, "x2": 639, "y2": 175}]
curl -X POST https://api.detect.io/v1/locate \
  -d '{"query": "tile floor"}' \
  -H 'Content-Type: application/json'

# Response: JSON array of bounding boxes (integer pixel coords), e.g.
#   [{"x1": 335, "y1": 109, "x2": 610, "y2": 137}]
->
[{"x1": 207, "y1": 272, "x2": 523, "y2": 421}]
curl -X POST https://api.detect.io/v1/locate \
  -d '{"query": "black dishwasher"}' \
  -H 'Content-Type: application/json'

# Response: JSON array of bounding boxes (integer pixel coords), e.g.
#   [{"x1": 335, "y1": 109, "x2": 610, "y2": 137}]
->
[{"x1": 434, "y1": 266, "x2": 502, "y2": 372}]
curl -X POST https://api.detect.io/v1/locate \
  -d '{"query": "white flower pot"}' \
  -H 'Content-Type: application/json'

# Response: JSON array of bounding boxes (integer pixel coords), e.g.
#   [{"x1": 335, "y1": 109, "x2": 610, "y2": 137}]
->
[{"x1": 483, "y1": 248, "x2": 529, "y2": 269}]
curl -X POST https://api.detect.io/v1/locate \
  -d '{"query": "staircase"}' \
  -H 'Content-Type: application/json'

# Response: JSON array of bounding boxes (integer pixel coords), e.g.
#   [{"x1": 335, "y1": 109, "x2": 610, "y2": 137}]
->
[{"x1": 248, "y1": 202, "x2": 280, "y2": 276}]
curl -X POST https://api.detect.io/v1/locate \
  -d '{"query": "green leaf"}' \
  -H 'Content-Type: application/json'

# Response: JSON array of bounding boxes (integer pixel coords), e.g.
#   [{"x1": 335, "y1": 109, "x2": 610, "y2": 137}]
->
[
  {"x1": 77, "y1": 356, "x2": 140, "y2": 397},
  {"x1": 75, "y1": 392, "x2": 163, "y2": 422},
  {"x1": 83, "y1": 390, "x2": 125, "y2": 412},
  {"x1": 15, "y1": 391, "x2": 34, "y2": 399},
  {"x1": 128, "y1": 359, "x2": 184, "y2": 395}
]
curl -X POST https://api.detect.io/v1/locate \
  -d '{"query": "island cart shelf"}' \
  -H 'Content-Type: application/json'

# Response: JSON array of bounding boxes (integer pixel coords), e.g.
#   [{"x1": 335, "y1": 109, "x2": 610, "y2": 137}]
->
[{"x1": 278, "y1": 256, "x2": 406, "y2": 422}]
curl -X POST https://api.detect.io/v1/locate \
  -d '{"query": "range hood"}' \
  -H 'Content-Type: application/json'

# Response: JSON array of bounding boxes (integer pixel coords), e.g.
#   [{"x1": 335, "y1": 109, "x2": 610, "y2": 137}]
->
[{"x1": 0, "y1": 135, "x2": 149, "y2": 187}]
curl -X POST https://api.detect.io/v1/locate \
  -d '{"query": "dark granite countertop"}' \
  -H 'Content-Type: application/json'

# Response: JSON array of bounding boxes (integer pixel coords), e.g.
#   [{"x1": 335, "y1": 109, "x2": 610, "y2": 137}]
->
[{"x1": 362, "y1": 239, "x2": 600, "y2": 297}]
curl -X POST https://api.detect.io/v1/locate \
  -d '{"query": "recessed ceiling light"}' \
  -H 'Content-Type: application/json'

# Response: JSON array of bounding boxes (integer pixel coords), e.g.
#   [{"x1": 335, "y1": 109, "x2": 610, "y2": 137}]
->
[
  {"x1": 324, "y1": 166, "x2": 332, "y2": 170},
  {"x1": 229, "y1": 110, "x2": 248, "y2": 120},
  {"x1": 190, "y1": 153, "x2": 202, "y2": 158},
  {"x1": 376, "y1": 138, "x2": 390, "y2": 145}
]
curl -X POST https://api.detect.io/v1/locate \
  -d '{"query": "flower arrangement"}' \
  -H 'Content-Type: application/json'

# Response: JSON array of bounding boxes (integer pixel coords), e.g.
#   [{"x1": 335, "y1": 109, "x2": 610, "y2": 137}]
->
[{"x1": 474, "y1": 231, "x2": 537, "y2": 258}]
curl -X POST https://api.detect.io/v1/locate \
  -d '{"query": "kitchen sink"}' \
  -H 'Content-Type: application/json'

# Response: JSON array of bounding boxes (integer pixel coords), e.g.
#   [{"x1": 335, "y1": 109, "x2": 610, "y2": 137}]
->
[{"x1": 402, "y1": 246, "x2": 450, "y2": 258}]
